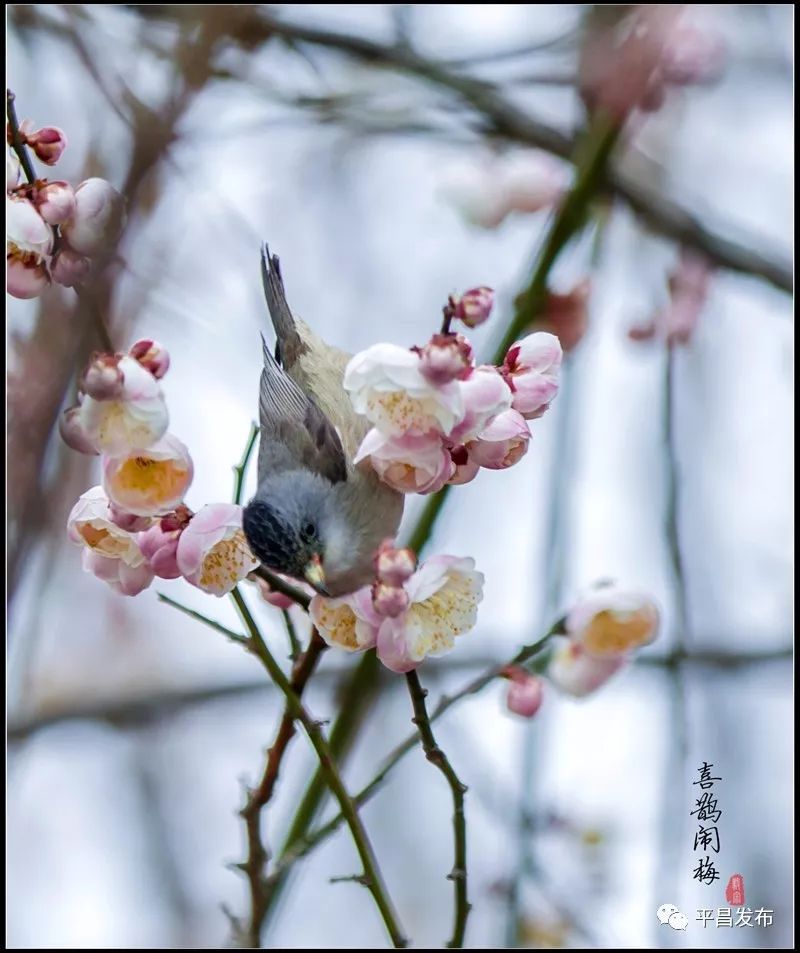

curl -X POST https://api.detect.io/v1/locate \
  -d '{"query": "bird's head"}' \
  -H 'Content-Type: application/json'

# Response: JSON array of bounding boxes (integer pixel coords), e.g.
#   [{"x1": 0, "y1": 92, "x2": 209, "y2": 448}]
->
[{"x1": 242, "y1": 472, "x2": 342, "y2": 596}]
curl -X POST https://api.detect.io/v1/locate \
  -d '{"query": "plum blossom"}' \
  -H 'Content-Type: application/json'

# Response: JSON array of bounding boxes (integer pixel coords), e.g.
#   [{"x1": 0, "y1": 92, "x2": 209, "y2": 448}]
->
[
  {"x1": 58, "y1": 406, "x2": 99, "y2": 455},
  {"x1": 566, "y1": 584, "x2": 659, "y2": 659},
  {"x1": 375, "y1": 540, "x2": 416, "y2": 588},
  {"x1": 176, "y1": 503, "x2": 259, "y2": 597},
  {"x1": 81, "y1": 353, "x2": 124, "y2": 400},
  {"x1": 68, "y1": 486, "x2": 154, "y2": 594},
  {"x1": 448, "y1": 365, "x2": 512, "y2": 444},
  {"x1": 129, "y1": 339, "x2": 170, "y2": 379},
  {"x1": 441, "y1": 151, "x2": 566, "y2": 229},
  {"x1": 50, "y1": 247, "x2": 91, "y2": 287},
  {"x1": 355, "y1": 429, "x2": 454, "y2": 495},
  {"x1": 310, "y1": 587, "x2": 381, "y2": 652},
  {"x1": 20, "y1": 122, "x2": 68, "y2": 165},
  {"x1": 78, "y1": 355, "x2": 169, "y2": 455},
  {"x1": 345, "y1": 343, "x2": 465, "y2": 438},
  {"x1": 82, "y1": 549, "x2": 154, "y2": 596},
  {"x1": 547, "y1": 639, "x2": 627, "y2": 698},
  {"x1": 7, "y1": 194, "x2": 52, "y2": 298},
  {"x1": 61, "y1": 177, "x2": 125, "y2": 256},
  {"x1": 138, "y1": 507, "x2": 192, "y2": 579},
  {"x1": 446, "y1": 446, "x2": 480, "y2": 486},
  {"x1": 629, "y1": 250, "x2": 712, "y2": 346},
  {"x1": 102, "y1": 433, "x2": 193, "y2": 517},
  {"x1": 467, "y1": 409, "x2": 531, "y2": 470},
  {"x1": 452, "y1": 286, "x2": 495, "y2": 329},
  {"x1": 33, "y1": 180, "x2": 76, "y2": 226},
  {"x1": 375, "y1": 555, "x2": 484, "y2": 672},
  {"x1": 503, "y1": 332, "x2": 563, "y2": 419},
  {"x1": 415, "y1": 333, "x2": 472, "y2": 386},
  {"x1": 505, "y1": 669, "x2": 545, "y2": 718}
]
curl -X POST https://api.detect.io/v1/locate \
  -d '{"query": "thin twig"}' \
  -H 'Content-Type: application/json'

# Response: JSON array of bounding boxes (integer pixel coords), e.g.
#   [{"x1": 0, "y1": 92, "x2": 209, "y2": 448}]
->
[
  {"x1": 157, "y1": 593, "x2": 248, "y2": 646},
  {"x1": 6, "y1": 88, "x2": 37, "y2": 183},
  {"x1": 281, "y1": 609, "x2": 302, "y2": 662},
  {"x1": 252, "y1": 565, "x2": 311, "y2": 611},
  {"x1": 233, "y1": 422, "x2": 259, "y2": 506},
  {"x1": 238, "y1": 627, "x2": 327, "y2": 948},
  {"x1": 229, "y1": 587, "x2": 408, "y2": 949},
  {"x1": 405, "y1": 670, "x2": 470, "y2": 948},
  {"x1": 266, "y1": 620, "x2": 564, "y2": 887}
]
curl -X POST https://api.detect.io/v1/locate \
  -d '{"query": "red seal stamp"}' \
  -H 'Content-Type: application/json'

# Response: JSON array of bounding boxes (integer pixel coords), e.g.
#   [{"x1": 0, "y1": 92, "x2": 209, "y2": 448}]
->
[{"x1": 725, "y1": 873, "x2": 745, "y2": 906}]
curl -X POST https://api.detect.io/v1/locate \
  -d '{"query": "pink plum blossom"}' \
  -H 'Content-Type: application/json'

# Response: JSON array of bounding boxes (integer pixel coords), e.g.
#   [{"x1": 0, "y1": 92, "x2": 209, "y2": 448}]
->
[
  {"x1": 21, "y1": 123, "x2": 68, "y2": 165},
  {"x1": 80, "y1": 352, "x2": 124, "y2": 400},
  {"x1": 78, "y1": 355, "x2": 169, "y2": 455},
  {"x1": 565, "y1": 584, "x2": 659, "y2": 659},
  {"x1": 344, "y1": 343, "x2": 465, "y2": 438},
  {"x1": 50, "y1": 247, "x2": 91, "y2": 287},
  {"x1": 176, "y1": 503, "x2": 259, "y2": 597},
  {"x1": 61, "y1": 177, "x2": 125, "y2": 256},
  {"x1": 82, "y1": 548, "x2": 154, "y2": 596},
  {"x1": 415, "y1": 333, "x2": 473, "y2": 386},
  {"x1": 629, "y1": 250, "x2": 712, "y2": 346},
  {"x1": 547, "y1": 639, "x2": 627, "y2": 698},
  {"x1": 503, "y1": 331, "x2": 563, "y2": 419},
  {"x1": 375, "y1": 540, "x2": 416, "y2": 587},
  {"x1": 34, "y1": 180, "x2": 76, "y2": 226},
  {"x1": 505, "y1": 669, "x2": 545, "y2": 718},
  {"x1": 449, "y1": 365, "x2": 512, "y2": 444},
  {"x1": 58, "y1": 406, "x2": 99, "y2": 455},
  {"x1": 7, "y1": 194, "x2": 52, "y2": 298},
  {"x1": 375, "y1": 555, "x2": 484, "y2": 672},
  {"x1": 468, "y1": 409, "x2": 531, "y2": 470},
  {"x1": 67, "y1": 485, "x2": 148, "y2": 569},
  {"x1": 453, "y1": 286, "x2": 495, "y2": 328},
  {"x1": 138, "y1": 508, "x2": 193, "y2": 579},
  {"x1": 129, "y1": 339, "x2": 170, "y2": 379},
  {"x1": 309, "y1": 587, "x2": 381, "y2": 652},
  {"x1": 446, "y1": 446, "x2": 480, "y2": 486},
  {"x1": 371, "y1": 581, "x2": 410, "y2": 618},
  {"x1": 102, "y1": 433, "x2": 193, "y2": 517},
  {"x1": 355, "y1": 429, "x2": 454, "y2": 495}
]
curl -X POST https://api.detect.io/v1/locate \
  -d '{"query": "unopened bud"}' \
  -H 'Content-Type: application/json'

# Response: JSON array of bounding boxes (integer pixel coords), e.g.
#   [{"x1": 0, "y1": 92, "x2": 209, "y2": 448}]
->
[
  {"x1": 375, "y1": 540, "x2": 416, "y2": 587},
  {"x1": 58, "y1": 406, "x2": 99, "y2": 455},
  {"x1": 129, "y1": 339, "x2": 170, "y2": 379},
  {"x1": 415, "y1": 333, "x2": 473, "y2": 386},
  {"x1": 34, "y1": 180, "x2": 76, "y2": 225},
  {"x1": 80, "y1": 352, "x2": 124, "y2": 400},
  {"x1": 453, "y1": 286, "x2": 495, "y2": 328},
  {"x1": 22, "y1": 124, "x2": 68, "y2": 166},
  {"x1": 371, "y1": 581, "x2": 410, "y2": 619}
]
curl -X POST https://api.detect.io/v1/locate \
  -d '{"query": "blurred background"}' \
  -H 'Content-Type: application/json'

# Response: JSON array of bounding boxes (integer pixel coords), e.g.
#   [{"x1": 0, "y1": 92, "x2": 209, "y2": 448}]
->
[{"x1": 7, "y1": 4, "x2": 793, "y2": 949}]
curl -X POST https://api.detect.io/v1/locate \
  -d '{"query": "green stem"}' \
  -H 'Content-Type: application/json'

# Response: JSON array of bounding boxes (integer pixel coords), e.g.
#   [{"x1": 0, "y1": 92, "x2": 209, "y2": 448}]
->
[
  {"x1": 265, "y1": 620, "x2": 563, "y2": 887},
  {"x1": 281, "y1": 609, "x2": 301, "y2": 661},
  {"x1": 230, "y1": 588, "x2": 408, "y2": 949},
  {"x1": 405, "y1": 670, "x2": 470, "y2": 948},
  {"x1": 158, "y1": 593, "x2": 248, "y2": 646},
  {"x1": 233, "y1": 422, "x2": 260, "y2": 506}
]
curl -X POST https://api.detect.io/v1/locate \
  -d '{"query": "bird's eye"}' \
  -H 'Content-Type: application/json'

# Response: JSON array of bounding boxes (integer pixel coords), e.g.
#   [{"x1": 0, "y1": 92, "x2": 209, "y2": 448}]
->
[{"x1": 301, "y1": 521, "x2": 316, "y2": 541}]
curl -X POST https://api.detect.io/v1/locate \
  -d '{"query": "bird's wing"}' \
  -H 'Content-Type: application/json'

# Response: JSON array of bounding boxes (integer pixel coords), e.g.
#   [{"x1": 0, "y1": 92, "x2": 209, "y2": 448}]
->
[
  {"x1": 257, "y1": 335, "x2": 348, "y2": 485},
  {"x1": 260, "y1": 243, "x2": 305, "y2": 369}
]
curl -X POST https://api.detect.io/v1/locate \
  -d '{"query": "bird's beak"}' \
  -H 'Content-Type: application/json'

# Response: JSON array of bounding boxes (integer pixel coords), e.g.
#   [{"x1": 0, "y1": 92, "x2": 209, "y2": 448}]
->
[{"x1": 303, "y1": 554, "x2": 329, "y2": 595}]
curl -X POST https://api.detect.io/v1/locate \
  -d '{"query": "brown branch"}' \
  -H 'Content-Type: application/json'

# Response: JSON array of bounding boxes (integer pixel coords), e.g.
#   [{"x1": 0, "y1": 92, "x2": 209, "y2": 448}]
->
[{"x1": 238, "y1": 628, "x2": 327, "y2": 948}]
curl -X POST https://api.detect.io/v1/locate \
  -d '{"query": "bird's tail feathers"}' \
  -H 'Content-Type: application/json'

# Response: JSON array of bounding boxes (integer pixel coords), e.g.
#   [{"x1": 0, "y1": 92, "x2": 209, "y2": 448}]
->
[{"x1": 260, "y1": 242, "x2": 304, "y2": 367}]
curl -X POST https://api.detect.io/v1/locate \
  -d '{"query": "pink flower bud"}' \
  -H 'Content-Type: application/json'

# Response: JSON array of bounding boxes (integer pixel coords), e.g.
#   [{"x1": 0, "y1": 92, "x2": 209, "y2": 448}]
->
[
  {"x1": 255, "y1": 575, "x2": 296, "y2": 611},
  {"x1": 372, "y1": 581, "x2": 410, "y2": 618},
  {"x1": 23, "y1": 125, "x2": 68, "y2": 165},
  {"x1": 61, "y1": 177, "x2": 125, "y2": 256},
  {"x1": 446, "y1": 445, "x2": 480, "y2": 486},
  {"x1": 468, "y1": 409, "x2": 531, "y2": 470},
  {"x1": 50, "y1": 247, "x2": 91, "y2": 287},
  {"x1": 7, "y1": 254, "x2": 50, "y2": 299},
  {"x1": 503, "y1": 332, "x2": 563, "y2": 420},
  {"x1": 109, "y1": 503, "x2": 153, "y2": 533},
  {"x1": 129, "y1": 339, "x2": 170, "y2": 379},
  {"x1": 138, "y1": 517, "x2": 185, "y2": 579},
  {"x1": 375, "y1": 540, "x2": 416, "y2": 587},
  {"x1": 33, "y1": 180, "x2": 76, "y2": 225},
  {"x1": 80, "y1": 352, "x2": 124, "y2": 400},
  {"x1": 453, "y1": 286, "x2": 495, "y2": 328},
  {"x1": 58, "y1": 406, "x2": 99, "y2": 455},
  {"x1": 505, "y1": 669, "x2": 545, "y2": 718},
  {"x1": 415, "y1": 333, "x2": 473, "y2": 386}
]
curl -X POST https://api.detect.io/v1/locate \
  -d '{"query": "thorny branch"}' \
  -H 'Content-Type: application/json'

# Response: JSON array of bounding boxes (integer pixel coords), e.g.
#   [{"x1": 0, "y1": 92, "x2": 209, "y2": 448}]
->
[{"x1": 405, "y1": 670, "x2": 470, "y2": 948}]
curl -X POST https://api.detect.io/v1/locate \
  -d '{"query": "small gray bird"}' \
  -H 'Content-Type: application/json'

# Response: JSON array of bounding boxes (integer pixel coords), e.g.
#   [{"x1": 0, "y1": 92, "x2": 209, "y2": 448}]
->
[{"x1": 242, "y1": 245, "x2": 404, "y2": 597}]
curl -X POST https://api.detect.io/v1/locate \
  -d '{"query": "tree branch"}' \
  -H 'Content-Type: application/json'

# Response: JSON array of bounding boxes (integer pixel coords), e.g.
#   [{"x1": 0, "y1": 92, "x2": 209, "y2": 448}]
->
[
  {"x1": 405, "y1": 670, "x2": 470, "y2": 948},
  {"x1": 229, "y1": 587, "x2": 408, "y2": 949}
]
